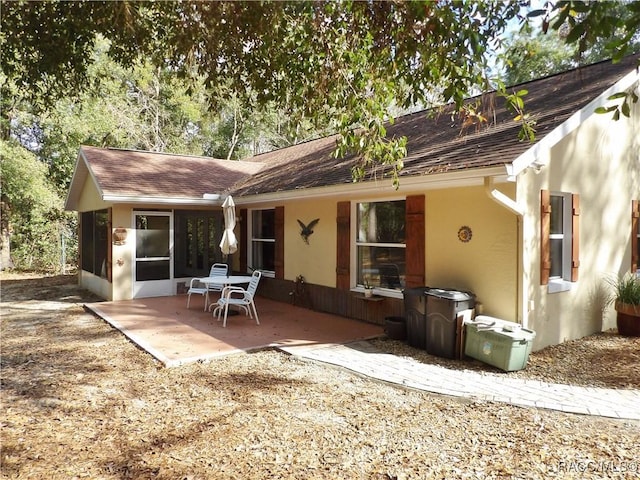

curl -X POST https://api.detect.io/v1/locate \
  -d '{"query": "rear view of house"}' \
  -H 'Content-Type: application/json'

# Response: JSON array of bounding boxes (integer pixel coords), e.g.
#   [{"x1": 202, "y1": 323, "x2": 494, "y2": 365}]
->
[{"x1": 66, "y1": 55, "x2": 640, "y2": 350}]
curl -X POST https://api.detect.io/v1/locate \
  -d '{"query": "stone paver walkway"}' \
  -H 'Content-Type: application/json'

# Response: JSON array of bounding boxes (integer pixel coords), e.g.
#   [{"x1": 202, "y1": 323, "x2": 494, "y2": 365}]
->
[{"x1": 283, "y1": 341, "x2": 640, "y2": 421}]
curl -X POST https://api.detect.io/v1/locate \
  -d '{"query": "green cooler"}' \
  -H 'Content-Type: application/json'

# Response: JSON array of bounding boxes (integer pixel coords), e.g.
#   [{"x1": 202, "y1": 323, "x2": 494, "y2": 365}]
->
[{"x1": 464, "y1": 316, "x2": 536, "y2": 372}]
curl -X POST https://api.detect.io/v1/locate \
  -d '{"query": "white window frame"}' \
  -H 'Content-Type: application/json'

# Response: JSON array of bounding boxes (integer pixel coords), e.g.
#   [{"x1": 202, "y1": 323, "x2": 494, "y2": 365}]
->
[
  {"x1": 352, "y1": 198, "x2": 406, "y2": 298},
  {"x1": 248, "y1": 208, "x2": 275, "y2": 278},
  {"x1": 548, "y1": 192, "x2": 573, "y2": 293}
]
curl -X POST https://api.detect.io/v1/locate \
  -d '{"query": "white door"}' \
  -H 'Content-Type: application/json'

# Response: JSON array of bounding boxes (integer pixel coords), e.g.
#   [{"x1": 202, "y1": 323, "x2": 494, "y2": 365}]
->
[{"x1": 133, "y1": 211, "x2": 173, "y2": 298}]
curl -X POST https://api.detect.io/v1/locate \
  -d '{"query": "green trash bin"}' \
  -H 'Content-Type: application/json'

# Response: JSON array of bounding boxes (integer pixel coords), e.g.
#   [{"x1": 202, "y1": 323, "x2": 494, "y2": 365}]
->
[{"x1": 464, "y1": 316, "x2": 536, "y2": 372}]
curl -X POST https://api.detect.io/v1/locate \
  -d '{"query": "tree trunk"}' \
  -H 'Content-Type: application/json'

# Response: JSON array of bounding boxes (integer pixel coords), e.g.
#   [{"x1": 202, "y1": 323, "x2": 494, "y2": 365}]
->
[{"x1": 0, "y1": 198, "x2": 13, "y2": 270}]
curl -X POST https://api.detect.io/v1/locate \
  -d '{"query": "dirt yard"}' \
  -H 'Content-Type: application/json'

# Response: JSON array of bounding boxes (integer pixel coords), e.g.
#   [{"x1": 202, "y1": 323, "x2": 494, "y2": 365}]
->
[{"x1": 2, "y1": 273, "x2": 639, "y2": 479}]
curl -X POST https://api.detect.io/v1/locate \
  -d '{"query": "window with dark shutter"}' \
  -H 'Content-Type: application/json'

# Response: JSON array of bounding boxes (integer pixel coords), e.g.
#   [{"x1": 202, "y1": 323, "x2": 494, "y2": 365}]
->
[
  {"x1": 542, "y1": 190, "x2": 579, "y2": 291},
  {"x1": 355, "y1": 200, "x2": 406, "y2": 290},
  {"x1": 249, "y1": 209, "x2": 276, "y2": 274}
]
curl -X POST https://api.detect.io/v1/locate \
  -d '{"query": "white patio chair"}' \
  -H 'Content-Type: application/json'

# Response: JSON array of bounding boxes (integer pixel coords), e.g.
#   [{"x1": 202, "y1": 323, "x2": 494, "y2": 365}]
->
[
  {"x1": 212, "y1": 270, "x2": 262, "y2": 327},
  {"x1": 186, "y1": 263, "x2": 228, "y2": 311}
]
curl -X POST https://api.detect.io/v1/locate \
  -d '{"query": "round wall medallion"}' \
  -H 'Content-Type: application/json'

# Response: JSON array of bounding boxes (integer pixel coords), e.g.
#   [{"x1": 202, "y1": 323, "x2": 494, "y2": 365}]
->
[{"x1": 457, "y1": 226, "x2": 472, "y2": 243}]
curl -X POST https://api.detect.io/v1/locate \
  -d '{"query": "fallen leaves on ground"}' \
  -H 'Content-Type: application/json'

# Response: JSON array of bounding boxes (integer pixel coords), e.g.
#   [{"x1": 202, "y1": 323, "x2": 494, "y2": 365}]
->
[{"x1": 1, "y1": 273, "x2": 639, "y2": 479}]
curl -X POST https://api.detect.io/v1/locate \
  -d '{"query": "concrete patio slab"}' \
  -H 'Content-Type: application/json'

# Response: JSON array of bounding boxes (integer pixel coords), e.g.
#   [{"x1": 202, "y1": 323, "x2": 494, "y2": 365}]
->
[{"x1": 85, "y1": 294, "x2": 383, "y2": 367}]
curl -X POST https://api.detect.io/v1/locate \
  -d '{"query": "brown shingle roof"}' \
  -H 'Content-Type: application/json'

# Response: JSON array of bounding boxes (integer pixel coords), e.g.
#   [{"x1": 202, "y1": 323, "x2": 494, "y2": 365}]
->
[
  {"x1": 231, "y1": 54, "x2": 639, "y2": 196},
  {"x1": 73, "y1": 55, "x2": 638, "y2": 206},
  {"x1": 81, "y1": 146, "x2": 263, "y2": 200}
]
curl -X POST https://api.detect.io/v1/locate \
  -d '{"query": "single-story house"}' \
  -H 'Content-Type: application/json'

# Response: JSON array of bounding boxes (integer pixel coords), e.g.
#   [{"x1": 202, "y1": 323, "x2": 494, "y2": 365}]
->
[{"x1": 65, "y1": 55, "x2": 640, "y2": 350}]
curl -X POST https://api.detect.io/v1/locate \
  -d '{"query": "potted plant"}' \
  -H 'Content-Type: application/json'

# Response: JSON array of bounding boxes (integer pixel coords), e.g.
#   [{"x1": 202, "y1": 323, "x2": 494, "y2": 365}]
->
[
  {"x1": 363, "y1": 277, "x2": 374, "y2": 298},
  {"x1": 611, "y1": 273, "x2": 640, "y2": 337}
]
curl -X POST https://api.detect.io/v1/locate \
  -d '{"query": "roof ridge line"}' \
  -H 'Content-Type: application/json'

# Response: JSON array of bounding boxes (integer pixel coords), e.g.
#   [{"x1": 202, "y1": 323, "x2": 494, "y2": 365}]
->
[{"x1": 82, "y1": 145, "x2": 225, "y2": 162}]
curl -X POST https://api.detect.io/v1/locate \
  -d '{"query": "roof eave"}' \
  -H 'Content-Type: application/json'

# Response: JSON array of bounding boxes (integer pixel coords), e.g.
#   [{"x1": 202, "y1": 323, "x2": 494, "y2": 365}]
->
[
  {"x1": 232, "y1": 165, "x2": 510, "y2": 205},
  {"x1": 64, "y1": 150, "x2": 89, "y2": 211},
  {"x1": 102, "y1": 195, "x2": 224, "y2": 207},
  {"x1": 507, "y1": 67, "x2": 640, "y2": 178}
]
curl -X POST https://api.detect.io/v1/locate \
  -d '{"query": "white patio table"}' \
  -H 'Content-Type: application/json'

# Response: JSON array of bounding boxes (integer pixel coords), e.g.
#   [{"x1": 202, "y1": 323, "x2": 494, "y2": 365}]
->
[{"x1": 200, "y1": 275, "x2": 253, "y2": 313}]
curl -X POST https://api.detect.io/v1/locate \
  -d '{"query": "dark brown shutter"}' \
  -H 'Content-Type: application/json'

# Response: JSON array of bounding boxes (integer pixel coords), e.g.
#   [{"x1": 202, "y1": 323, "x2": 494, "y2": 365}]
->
[
  {"x1": 239, "y1": 208, "x2": 247, "y2": 274},
  {"x1": 632, "y1": 200, "x2": 639, "y2": 273},
  {"x1": 275, "y1": 206, "x2": 284, "y2": 279},
  {"x1": 571, "y1": 194, "x2": 580, "y2": 282},
  {"x1": 336, "y1": 201, "x2": 351, "y2": 290},
  {"x1": 107, "y1": 208, "x2": 113, "y2": 283},
  {"x1": 540, "y1": 190, "x2": 551, "y2": 285},
  {"x1": 405, "y1": 194, "x2": 425, "y2": 288}
]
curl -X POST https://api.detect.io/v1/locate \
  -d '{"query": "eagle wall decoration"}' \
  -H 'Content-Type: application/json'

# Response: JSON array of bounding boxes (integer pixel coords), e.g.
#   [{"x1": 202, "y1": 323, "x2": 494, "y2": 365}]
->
[{"x1": 297, "y1": 218, "x2": 320, "y2": 244}]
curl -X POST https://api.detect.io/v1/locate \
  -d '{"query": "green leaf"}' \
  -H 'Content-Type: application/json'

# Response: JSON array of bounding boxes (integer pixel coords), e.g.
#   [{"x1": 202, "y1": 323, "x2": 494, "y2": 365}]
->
[
  {"x1": 607, "y1": 92, "x2": 628, "y2": 101},
  {"x1": 513, "y1": 96, "x2": 524, "y2": 109},
  {"x1": 565, "y1": 23, "x2": 585, "y2": 43},
  {"x1": 527, "y1": 9, "x2": 548, "y2": 18},
  {"x1": 594, "y1": 106, "x2": 616, "y2": 114},
  {"x1": 621, "y1": 101, "x2": 630, "y2": 118}
]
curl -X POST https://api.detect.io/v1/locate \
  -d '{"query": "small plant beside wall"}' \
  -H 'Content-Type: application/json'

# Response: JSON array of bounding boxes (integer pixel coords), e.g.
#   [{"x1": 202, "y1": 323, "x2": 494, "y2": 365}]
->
[
  {"x1": 610, "y1": 273, "x2": 640, "y2": 337},
  {"x1": 363, "y1": 277, "x2": 374, "y2": 298}
]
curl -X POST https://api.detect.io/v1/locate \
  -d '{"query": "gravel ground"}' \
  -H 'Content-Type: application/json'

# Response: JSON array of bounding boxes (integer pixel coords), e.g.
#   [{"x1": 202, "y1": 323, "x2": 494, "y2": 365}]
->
[{"x1": 1, "y1": 273, "x2": 639, "y2": 480}]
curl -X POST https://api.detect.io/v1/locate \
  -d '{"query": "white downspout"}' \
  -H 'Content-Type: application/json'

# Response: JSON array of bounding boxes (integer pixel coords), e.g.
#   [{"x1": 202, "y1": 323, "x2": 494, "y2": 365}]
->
[
  {"x1": 484, "y1": 176, "x2": 524, "y2": 216},
  {"x1": 484, "y1": 177, "x2": 527, "y2": 328}
]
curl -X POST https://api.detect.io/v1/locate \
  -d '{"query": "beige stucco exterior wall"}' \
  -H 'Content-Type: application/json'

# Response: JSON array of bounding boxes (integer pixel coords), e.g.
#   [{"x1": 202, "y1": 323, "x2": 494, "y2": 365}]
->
[
  {"x1": 76, "y1": 173, "x2": 108, "y2": 212},
  {"x1": 110, "y1": 205, "x2": 134, "y2": 301},
  {"x1": 425, "y1": 185, "x2": 519, "y2": 322},
  {"x1": 79, "y1": 205, "x2": 134, "y2": 302},
  {"x1": 519, "y1": 93, "x2": 640, "y2": 349},
  {"x1": 265, "y1": 185, "x2": 520, "y2": 322},
  {"x1": 282, "y1": 199, "x2": 337, "y2": 287}
]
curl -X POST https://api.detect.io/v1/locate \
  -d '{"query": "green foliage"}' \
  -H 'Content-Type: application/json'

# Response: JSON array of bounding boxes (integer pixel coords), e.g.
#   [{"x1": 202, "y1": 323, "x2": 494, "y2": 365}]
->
[
  {"x1": 518, "y1": 1, "x2": 640, "y2": 76},
  {"x1": 539, "y1": 1, "x2": 640, "y2": 63},
  {"x1": 0, "y1": 140, "x2": 72, "y2": 271},
  {"x1": 594, "y1": 89, "x2": 640, "y2": 120},
  {"x1": 610, "y1": 273, "x2": 640, "y2": 306},
  {"x1": 500, "y1": 88, "x2": 537, "y2": 142},
  {"x1": 2, "y1": 0, "x2": 639, "y2": 187},
  {"x1": 0, "y1": 0, "x2": 527, "y2": 183},
  {"x1": 501, "y1": 27, "x2": 576, "y2": 85}
]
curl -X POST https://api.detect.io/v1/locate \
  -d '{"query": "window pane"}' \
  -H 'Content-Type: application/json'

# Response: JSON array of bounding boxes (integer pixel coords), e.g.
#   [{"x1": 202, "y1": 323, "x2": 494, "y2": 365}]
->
[
  {"x1": 136, "y1": 260, "x2": 170, "y2": 281},
  {"x1": 550, "y1": 238, "x2": 563, "y2": 278},
  {"x1": 136, "y1": 215, "x2": 169, "y2": 258},
  {"x1": 252, "y1": 209, "x2": 275, "y2": 239},
  {"x1": 357, "y1": 201, "x2": 405, "y2": 243},
  {"x1": 251, "y1": 209, "x2": 276, "y2": 272},
  {"x1": 175, "y1": 211, "x2": 224, "y2": 278},
  {"x1": 95, "y1": 210, "x2": 109, "y2": 278},
  {"x1": 81, "y1": 210, "x2": 108, "y2": 276},
  {"x1": 550, "y1": 196, "x2": 564, "y2": 235},
  {"x1": 196, "y1": 218, "x2": 204, "y2": 269},
  {"x1": 208, "y1": 221, "x2": 218, "y2": 265},
  {"x1": 81, "y1": 212, "x2": 94, "y2": 273},
  {"x1": 357, "y1": 246, "x2": 405, "y2": 289},
  {"x1": 185, "y1": 218, "x2": 195, "y2": 268},
  {"x1": 252, "y1": 241, "x2": 275, "y2": 271}
]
